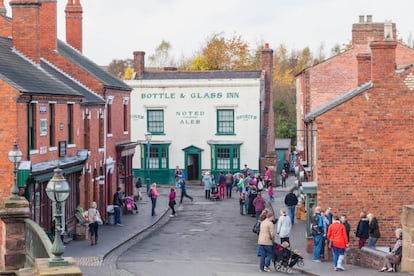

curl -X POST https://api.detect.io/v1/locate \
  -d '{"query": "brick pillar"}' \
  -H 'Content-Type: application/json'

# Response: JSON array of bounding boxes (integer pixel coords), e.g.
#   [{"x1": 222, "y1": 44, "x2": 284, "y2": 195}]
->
[
  {"x1": 401, "y1": 205, "x2": 414, "y2": 272},
  {"x1": 0, "y1": 198, "x2": 30, "y2": 271},
  {"x1": 356, "y1": 53, "x2": 371, "y2": 85},
  {"x1": 133, "y1": 51, "x2": 145, "y2": 79},
  {"x1": 65, "y1": 0, "x2": 83, "y2": 53}
]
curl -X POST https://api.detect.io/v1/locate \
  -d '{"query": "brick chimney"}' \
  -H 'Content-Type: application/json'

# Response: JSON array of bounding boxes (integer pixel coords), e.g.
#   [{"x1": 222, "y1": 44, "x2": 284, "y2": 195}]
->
[
  {"x1": 133, "y1": 51, "x2": 145, "y2": 79},
  {"x1": 370, "y1": 40, "x2": 397, "y2": 84},
  {"x1": 65, "y1": 0, "x2": 83, "y2": 53},
  {"x1": 356, "y1": 53, "x2": 371, "y2": 85},
  {"x1": 39, "y1": 0, "x2": 57, "y2": 51},
  {"x1": 352, "y1": 15, "x2": 396, "y2": 45},
  {"x1": 261, "y1": 43, "x2": 274, "y2": 158},
  {"x1": 0, "y1": 0, "x2": 6, "y2": 16},
  {"x1": 10, "y1": 0, "x2": 41, "y2": 63}
]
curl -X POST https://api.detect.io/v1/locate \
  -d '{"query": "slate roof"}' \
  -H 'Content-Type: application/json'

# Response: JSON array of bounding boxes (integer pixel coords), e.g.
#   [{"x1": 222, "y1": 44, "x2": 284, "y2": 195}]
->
[
  {"x1": 141, "y1": 70, "x2": 263, "y2": 80},
  {"x1": 0, "y1": 37, "x2": 82, "y2": 97},
  {"x1": 305, "y1": 81, "x2": 373, "y2": 122},
  {"x1": 41, "y1": 60, "x2": 105, "y2": 104},
  {"x1": 57, "y1": 40, "x2": 131, "y2": 90}
]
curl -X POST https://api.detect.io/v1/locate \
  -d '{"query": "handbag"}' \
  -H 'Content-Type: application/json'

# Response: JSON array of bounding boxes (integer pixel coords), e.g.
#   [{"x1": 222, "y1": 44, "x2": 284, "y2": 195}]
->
[
  {"x1": 252, "y1": 221, "x2": 261, "y2": 235},
  {"x1": 94, "y1": 210, "x2": 103, "y2": 225}
]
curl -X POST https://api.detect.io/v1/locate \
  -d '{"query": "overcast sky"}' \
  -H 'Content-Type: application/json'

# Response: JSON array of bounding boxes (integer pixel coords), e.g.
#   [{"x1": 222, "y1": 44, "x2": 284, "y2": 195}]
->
[{"x1": 5, "y1": 0, "x2": 414, "y2": 65}]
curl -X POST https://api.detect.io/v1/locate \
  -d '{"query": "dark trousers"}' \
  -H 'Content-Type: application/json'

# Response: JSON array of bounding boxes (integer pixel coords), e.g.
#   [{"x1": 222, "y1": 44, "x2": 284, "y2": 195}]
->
[
  {"x1": 205, "y1": 190, "x2": 210, "y2": 199},
  {"x1": 180, "y1": 191, "x2": 193, "y2": 203},
  {"x1": 169, "y1": 202, "x2": 176, "y2": 215},
  {"x1": 151, "y1": 197, "x2": 157, "y2": 216},
  {"x1": 226, "y1": 184, "x2": 232, "y2": 198}
]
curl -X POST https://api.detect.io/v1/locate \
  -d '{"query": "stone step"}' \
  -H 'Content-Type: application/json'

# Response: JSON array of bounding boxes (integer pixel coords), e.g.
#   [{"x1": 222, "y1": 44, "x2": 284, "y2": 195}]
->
[{"x1": 16, "y1": 267, "x2": 35, "y2": 276}]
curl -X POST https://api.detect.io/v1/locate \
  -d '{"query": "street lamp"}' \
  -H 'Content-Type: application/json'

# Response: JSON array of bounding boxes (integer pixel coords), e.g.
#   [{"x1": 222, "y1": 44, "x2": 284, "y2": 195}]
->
[
  {"x1": 45, "y1": 166, "x2": 70, "y2": 267},
  {"x1": 7, "y1": 141, "x2": 23, "y2": 200},
  {"x1": 144, "y1": 131, "x2": 152, "y2": 192}
]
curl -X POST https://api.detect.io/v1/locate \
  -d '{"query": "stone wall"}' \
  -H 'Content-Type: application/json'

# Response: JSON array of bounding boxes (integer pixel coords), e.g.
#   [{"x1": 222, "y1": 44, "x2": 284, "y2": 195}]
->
[{"x1": 401, "y1": 205, "x2": 414, "y2": 272}]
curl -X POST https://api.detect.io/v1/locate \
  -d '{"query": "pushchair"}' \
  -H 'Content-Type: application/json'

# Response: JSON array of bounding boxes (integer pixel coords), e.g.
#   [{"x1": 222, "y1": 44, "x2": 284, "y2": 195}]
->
[
  {"x1": 125, "y1": 196, "x2": 138, "y2": 214},
  {"x1": 273, "y1": 242, "x2": 304, "y2": 274},
  {"x1": 210, "y1": 184, "x2": 220, "y2": 201}
]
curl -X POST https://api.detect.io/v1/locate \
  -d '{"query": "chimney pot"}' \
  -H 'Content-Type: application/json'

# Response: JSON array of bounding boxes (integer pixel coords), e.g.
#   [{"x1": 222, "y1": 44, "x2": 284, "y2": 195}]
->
[
  {"x1": 359, "y1": 15, "x2": 365, "y2": 23},
  {"x1": 366, "y1": 15, "x2": 372, "y2": 23},
  {"x1": 264, "y1": 43, "x2": 269, "y2": 49}
]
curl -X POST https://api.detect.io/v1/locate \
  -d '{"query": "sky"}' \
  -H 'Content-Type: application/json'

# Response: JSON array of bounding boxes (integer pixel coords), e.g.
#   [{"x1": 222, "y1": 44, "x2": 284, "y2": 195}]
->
[{"x1": 4, "y1": 0, "x2": 414, "y2": 65}]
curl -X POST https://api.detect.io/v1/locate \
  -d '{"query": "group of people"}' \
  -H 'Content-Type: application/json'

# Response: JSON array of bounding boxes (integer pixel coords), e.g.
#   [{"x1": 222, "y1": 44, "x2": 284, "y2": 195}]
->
[{"x1": 311, "y1": 206, "x2": 402, "y2": 272}]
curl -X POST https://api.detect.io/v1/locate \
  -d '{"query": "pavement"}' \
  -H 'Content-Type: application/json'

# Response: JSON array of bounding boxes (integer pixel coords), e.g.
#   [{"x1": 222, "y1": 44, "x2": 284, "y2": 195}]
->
[{"x1": 64, "y1": 178, "x2": 413, "y2": 276}]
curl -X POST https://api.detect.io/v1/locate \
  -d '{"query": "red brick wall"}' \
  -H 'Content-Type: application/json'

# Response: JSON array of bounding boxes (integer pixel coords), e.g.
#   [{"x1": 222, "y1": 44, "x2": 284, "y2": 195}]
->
[
  {"x1": 313, "y1": 68, "x2": 414, "y2": 247},
  {"x1": 0, "y1": 16, "x2": 11, "y2": 37}
]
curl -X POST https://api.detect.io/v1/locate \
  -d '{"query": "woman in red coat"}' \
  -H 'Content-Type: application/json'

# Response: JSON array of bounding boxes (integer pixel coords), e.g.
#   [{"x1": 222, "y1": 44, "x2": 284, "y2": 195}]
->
[{"x1": 327, "y1": 216, "x2": 349, "y2": 271}]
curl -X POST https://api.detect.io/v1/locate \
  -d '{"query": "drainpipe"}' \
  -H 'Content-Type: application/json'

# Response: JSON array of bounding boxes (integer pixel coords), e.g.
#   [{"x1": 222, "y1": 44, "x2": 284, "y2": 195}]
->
[
  {"x1": 310, "y1": 122, "x2": 314, "y2": 181},
  {"x1": 259, "y1": 100, "x2": 262, "y2": 171}
]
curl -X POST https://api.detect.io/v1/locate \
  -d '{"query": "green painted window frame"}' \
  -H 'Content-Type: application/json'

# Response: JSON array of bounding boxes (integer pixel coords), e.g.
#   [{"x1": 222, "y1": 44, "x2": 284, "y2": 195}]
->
[
  {"x1": 147, "y1": 110, "x2": 164, "y2": 135},
  {"x1": 143, "y1": 144, "x2": 169, "y2": 169},
  {"x1": 216, "y1": 109, "x2": 234, "y2": 135},
  {"x1": 213, "y1": 144, "x2": 240, "y2": 171}
]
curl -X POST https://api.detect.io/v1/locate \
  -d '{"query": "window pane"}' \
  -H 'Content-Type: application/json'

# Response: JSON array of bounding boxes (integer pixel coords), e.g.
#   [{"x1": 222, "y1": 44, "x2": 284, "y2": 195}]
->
[
  {"x1": 217, "y1": 110, "x2": 234, "y2": 134},
  {"x1": 161, "y1": 147, "x2": 167, "y2": 168},
  {"x1": 148, "y1": 110, "x2": 164, "y2": 133},
  {"x1": 217, "y1": 147, "x2": 230, "y2": 170},
  {"x1": 149, "y1": 147, "x2": 158, "y2": 169}
]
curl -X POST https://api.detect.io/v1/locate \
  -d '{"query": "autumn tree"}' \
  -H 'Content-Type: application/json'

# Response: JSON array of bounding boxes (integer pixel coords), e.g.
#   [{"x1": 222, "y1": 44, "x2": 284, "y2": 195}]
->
[
  {"x1": 107, "y1": 59, "x2": 133, "y2": 79},
  {"x1": 148, "y1": 40, "x2": 175, "y2": 68},
  {"x1": 190, "y1": 32, "x2": 254, "y2": 70}
]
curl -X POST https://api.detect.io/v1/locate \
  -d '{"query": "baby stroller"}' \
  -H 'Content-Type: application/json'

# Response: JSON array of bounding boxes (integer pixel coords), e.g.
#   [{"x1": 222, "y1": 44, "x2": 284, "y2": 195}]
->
[
  {"x1": 125, "y1": 196, "x2": 138, "y2": 214},
  {"x1": 273, "y1": 242, "x2": 304, "y2": 274},
  {"x1": 210, "y1": 184, "x2": 220, "y2": 201}
]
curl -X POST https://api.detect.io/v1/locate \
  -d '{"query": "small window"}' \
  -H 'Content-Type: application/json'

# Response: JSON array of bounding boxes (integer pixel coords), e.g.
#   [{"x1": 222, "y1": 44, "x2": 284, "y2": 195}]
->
[
  {"x1": 147, "y1": 110, "x2": 164, "y2": 134},
  {"x1": 217, "y1": 109, "x2": 234, "y2": 134}
]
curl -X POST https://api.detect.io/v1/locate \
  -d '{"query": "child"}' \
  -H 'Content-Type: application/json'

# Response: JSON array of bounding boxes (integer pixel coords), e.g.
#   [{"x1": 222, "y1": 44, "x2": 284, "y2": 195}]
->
[
  {"x1": 281, "y1": 169, "x2": 287, "y2": 188},
  {"x1": 268, "y1": 182, "x2": 274, "y2": 201},
  {"x1": 169, "y1": 187, "x2": 177, "y2": 217},
  {"x1": 239, "y1": 192, "x2": 246, "y2": 215}
]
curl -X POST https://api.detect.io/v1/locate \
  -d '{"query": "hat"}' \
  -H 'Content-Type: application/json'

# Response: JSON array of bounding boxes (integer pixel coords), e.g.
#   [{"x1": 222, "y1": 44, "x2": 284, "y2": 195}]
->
[{"x1": 205, "y1": 171, "x2": 210, "y2": 175}]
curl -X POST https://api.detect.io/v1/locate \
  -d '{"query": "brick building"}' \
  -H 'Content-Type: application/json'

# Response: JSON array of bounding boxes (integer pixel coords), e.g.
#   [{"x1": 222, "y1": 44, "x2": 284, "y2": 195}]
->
[
  {"x1": 0, "y1": 0, "x2": 134, "y2": 239},
  {"x1": 296, "y1": 15, "x2": 414, "y2": 160},
  {"x1": 302, "y1": 20, "x2": 414, "y2": 246}
]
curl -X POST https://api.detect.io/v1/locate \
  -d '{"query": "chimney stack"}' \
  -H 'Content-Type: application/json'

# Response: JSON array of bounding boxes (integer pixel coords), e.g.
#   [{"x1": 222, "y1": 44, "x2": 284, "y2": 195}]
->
[
  {"x1": 261, "y1": 43, "x2": 274, "y2": 157},
  {"x1": 352, "y1": 15, "x2": 397, "y2": 46},
  {"x1": 10, "y1": 0, "x2": 41, "y2": 63},
  {"x1": 40, "y1": 0, "x2": 57, "y2": 51},
  {"x1": 370, "y1": 40, "x2": 397, "y2": 84},
  {"x1": 65, "y1": 0, "x2": 83, "y2": 52},
  {"x1": 133, "y1": 51, "x2": 145, "y2": 79},
  {"x1": 356, "y1": 53, "x2": 371, "y2": 86}
]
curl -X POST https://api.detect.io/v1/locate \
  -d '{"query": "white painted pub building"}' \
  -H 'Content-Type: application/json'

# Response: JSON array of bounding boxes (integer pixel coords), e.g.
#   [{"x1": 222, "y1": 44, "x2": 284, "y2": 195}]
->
[{"x1": 126, "y1": 45, "x2": 276, "y2": 185}]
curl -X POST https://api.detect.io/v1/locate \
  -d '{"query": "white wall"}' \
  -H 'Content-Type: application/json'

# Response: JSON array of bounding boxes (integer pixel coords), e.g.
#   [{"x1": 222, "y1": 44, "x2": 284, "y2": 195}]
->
[{"x1": 127, "y1": 78, "x2": 262, "y2": 172}]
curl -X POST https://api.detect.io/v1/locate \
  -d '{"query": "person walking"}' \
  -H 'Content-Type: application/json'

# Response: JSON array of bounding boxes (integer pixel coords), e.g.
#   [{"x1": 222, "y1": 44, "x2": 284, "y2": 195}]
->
[
  {"x1": 87, "y1": 201, "x2": 101, "y2": 246},
  {"x1": 311, "y1": 206, "x2": 324, "y2": 263},
  {"x1": 281, "y1": 169, "x2": 287, "y2": 188},
  {"x1": 327, "y1": 216, "x2": 349, "y2": 271},
  {"x1": 264, "y1": 166, "x2": 271, "y2": 189},
  {"x1": 252, "y1": 192, "x2": 266, "y2": 221},
  {"x1": 218, "y1": 171, "x2": 226, "y2": 199},
  {"x1": 367, "y1": 213, "x2": 381, "y2": 248},
  {"x1": 225, "y1": 170, "x2": 234, "y2": 198},
  {"x1": 174, "y1": 165, "x2": 182, "y2": 186},
  {"x1": 148, "y1": 183, "x2": 159, "y2": 216},
  {"x1": 202, "y1": 171, "x2": 212, "y2": 199},
  {"x1": 284, "y1": 188, "x2": 298, "y2": 225},
  {"x1": 340, "y1": 215, "x2": 351, "y2": 242},
  {"x1": 276, "y1": 208, "x2": 292, "y2": 244},
  {"x1": 267, "y1": 182, "x2": 274, "y2": 201},
  {"x1": 112, "y1": 187, "x2": 123, "y2": 226},
  {"x1": 179, "y1": 177, "x2": 193, "y2": 204},
  {"x1": 356, "y1": 211, "x2": 369, "y2": 249},
  {"x1": 169, "y1": 187, "x2": 177, "y2": 217},
  {"x1": 258, "y1": 212, "x2": 275, "y2": 272}
]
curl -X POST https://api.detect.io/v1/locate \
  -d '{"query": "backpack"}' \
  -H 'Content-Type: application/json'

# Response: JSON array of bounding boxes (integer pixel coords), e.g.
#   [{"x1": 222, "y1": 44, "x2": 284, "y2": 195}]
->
[
  {"x1": 310, "y1": 214, "x2": 323, "y2": 236},
  {"x1": 147, "y1": 188, "x2": 152, "y2": 198}
]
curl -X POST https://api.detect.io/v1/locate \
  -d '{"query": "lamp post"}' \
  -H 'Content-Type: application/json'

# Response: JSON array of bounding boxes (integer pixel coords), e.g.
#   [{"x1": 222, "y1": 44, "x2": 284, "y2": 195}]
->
[
  {"x1": 45, "y1": 166, "x2": 70, "y2": 267},
  {"x1": 7, "y1": 141, "x2": 23, "y2": 200},
  {"x1": 144, "y1": 131, "x2": 152, "y2": 192}
]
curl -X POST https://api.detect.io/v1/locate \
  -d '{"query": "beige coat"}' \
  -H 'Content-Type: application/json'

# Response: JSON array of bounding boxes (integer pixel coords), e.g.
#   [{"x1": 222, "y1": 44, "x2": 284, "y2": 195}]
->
[{"x1": 258, "y1": 218, "x2": 274, "y2": 245}]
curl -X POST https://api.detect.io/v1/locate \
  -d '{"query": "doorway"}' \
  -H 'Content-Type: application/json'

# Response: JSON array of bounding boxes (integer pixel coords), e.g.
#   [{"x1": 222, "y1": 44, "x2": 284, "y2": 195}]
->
[{"x1": 184, "y1": 146, "x2": 202, "y2": 181}]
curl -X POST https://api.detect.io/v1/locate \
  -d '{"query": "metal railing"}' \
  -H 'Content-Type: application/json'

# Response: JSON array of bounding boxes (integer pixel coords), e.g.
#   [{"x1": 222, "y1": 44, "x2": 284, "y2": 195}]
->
[{"x1": 24, "y1": 218, "x2": 52, "y2": 267}]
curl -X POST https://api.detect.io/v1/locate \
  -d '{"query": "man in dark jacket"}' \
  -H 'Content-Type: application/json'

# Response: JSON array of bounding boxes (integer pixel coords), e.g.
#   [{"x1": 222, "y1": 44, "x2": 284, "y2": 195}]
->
[
  {"x1": 311, "y1": 206, "x2": 324, "y2": 262},
  {"x1": 113, "y1": 187, "x2": 123, "y2": 226},
  {"x1": 284, "y1": 188, "x2": 298, "y2": 224}
]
